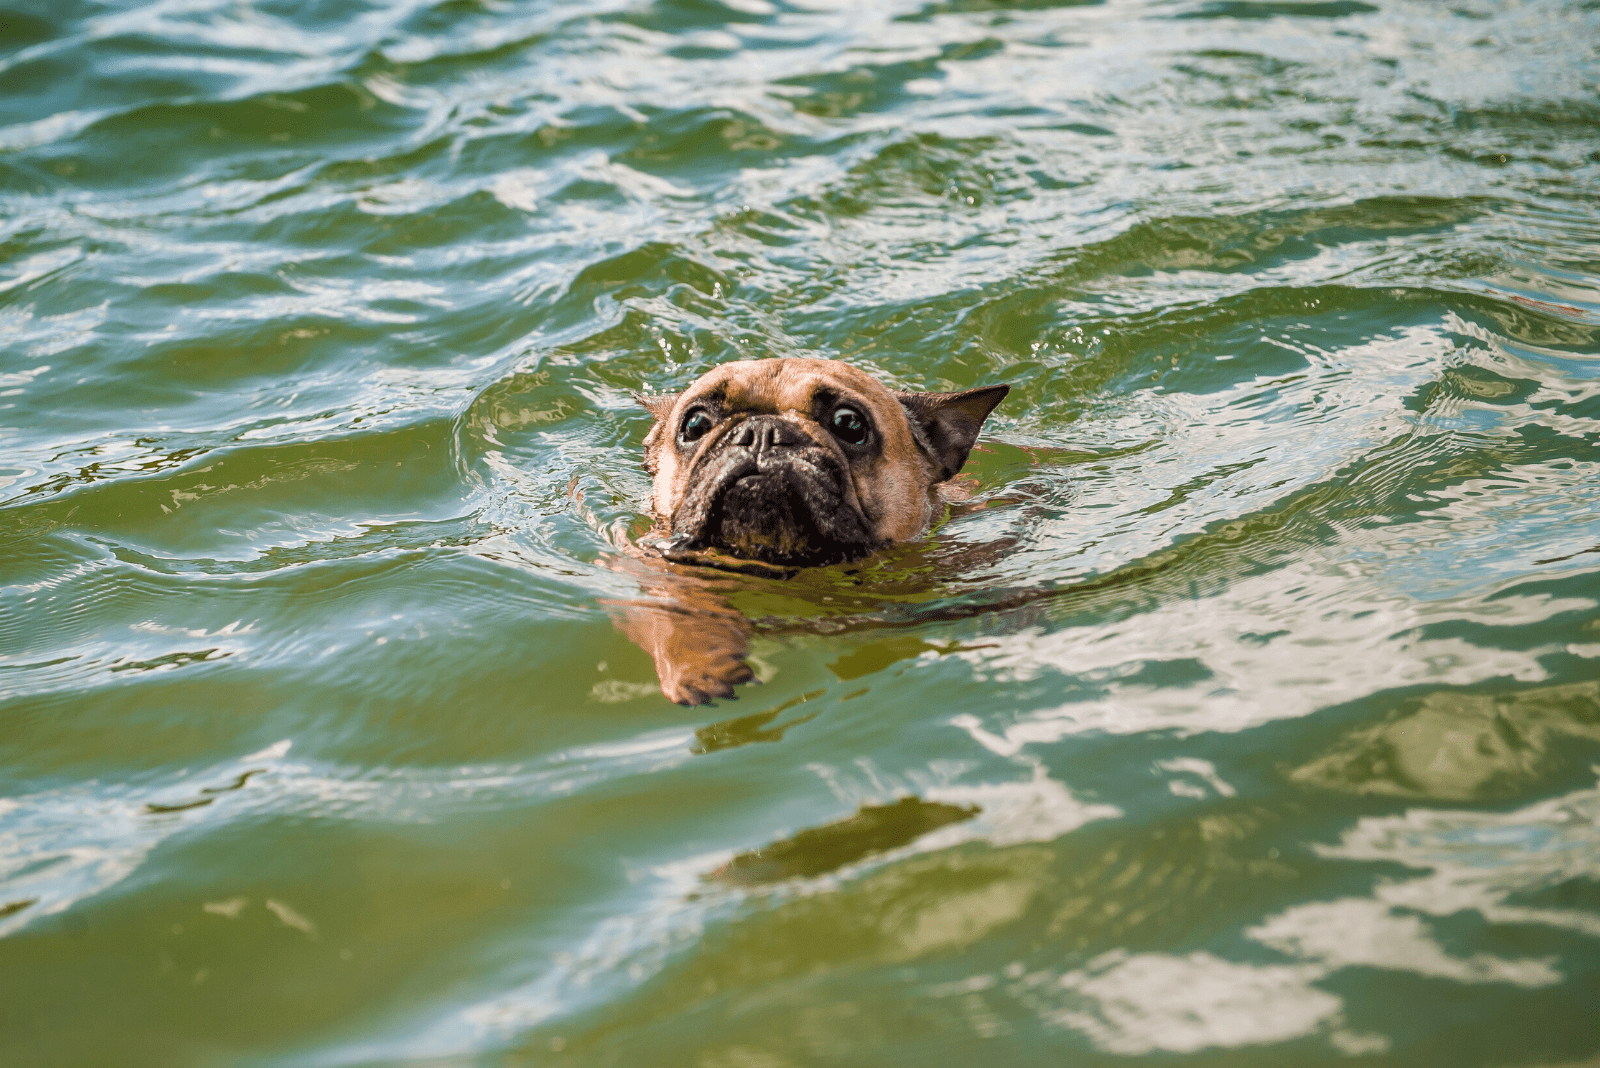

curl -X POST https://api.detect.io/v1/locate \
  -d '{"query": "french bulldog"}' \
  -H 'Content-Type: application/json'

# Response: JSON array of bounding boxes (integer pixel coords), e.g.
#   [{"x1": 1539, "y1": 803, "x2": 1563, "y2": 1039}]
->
[{"x1": 612, "y1": 357, "x2": 1009, "y2": 705}]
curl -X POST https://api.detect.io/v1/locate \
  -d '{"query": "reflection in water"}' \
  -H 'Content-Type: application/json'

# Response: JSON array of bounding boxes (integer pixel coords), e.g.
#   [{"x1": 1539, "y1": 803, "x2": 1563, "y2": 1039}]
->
[
  {"x1": 1251, "y1": 899, "x2": 1559, "y2": 987},
  {"x1": 0, "y1": 740, "x2": 292, "y2": 938},
  {"x1": 1, "y1": 0, "x2": 1598, "y2": 1062},
  {"x1": 1313, "y1": 776, "x2": 1600, "y2": 940},
  {"x1": 708, "y1": 797, "x2": 980, "y2": 885},
  {"x1": 1090, "y1": 775, "x2": 1600, "y2": 1055},
  {"x1": 1052, "y1": 951, "x2": 1347, "y2": 1056},
  {"x1": 0, "y1": 898, "x2": 36, "y2": 920},
  {"x1": 1292, "y1": 682, "x2": 1600, "y2": 800},
  {"x1": 691, "y1": 690, "x2": 823, "y2": 754},
  {"x1": 947, "y1": 552, "x2": 1575, "y2": 750},
  {"x1": 1048, "y1": 775, "x2": 1600, "y2": 1055}
]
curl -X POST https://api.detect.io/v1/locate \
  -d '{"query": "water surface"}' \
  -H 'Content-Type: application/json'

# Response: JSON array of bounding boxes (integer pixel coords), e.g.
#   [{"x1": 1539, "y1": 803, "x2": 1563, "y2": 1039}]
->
[{"x1": 3, "y1": 0, "x2": 1600, "y2": 1064}]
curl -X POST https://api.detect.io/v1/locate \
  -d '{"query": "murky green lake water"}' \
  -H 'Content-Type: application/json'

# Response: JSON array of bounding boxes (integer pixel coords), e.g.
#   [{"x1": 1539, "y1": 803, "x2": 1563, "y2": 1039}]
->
[{"x1": 4, "y1": 0, "x2": 1600, "y2": 1064}]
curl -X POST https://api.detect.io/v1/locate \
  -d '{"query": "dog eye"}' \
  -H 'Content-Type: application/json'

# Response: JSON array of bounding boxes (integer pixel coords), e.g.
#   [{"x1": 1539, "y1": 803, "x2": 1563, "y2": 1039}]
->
[
  {"x1": 829, "y1": 406, "x2": 869, "y2": 446},
  {"x1": 679, "y1": 409, "x2": 715, "y2": 444}
]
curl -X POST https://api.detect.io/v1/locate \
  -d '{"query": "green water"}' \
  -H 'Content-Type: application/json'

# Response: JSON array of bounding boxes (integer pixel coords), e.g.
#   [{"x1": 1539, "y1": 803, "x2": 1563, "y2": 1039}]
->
[{"x1": 3, "y1": 0, "x2": 1600, "y2": 1063}]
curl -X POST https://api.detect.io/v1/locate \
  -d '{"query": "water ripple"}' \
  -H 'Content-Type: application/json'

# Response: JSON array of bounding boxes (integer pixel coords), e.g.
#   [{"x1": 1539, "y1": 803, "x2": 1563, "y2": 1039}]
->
[{"x1": 3, "y1": 0, "x2": 1599, "y2": 1063}]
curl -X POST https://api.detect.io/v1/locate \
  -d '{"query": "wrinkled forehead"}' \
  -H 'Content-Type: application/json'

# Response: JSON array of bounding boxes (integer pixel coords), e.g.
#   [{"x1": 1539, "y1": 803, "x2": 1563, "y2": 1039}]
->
[{"x1": 682, "y1": 358, "x2": 895, "y2": 414}]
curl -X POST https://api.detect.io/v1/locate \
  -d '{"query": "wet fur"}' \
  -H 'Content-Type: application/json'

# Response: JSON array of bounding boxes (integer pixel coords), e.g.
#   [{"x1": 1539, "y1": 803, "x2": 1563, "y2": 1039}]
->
[{"x1": 614, "y1": 358, "x2": 1008, "y2": 704}]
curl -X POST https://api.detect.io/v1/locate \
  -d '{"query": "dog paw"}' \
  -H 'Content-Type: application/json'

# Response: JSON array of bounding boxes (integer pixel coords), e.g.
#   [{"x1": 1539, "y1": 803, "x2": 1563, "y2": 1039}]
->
[{"x1": 662, "y1": 655, "x2": 756, "y2": 706}]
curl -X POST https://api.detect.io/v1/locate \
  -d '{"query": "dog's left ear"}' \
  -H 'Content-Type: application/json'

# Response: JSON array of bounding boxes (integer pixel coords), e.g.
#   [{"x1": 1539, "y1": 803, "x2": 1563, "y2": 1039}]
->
[
  {"x1": 895, "y1": 384, "x2": 1010, "y2": 482},
  {"x1": 637, "y1": 393, "x2": 681, "y2": 473}
]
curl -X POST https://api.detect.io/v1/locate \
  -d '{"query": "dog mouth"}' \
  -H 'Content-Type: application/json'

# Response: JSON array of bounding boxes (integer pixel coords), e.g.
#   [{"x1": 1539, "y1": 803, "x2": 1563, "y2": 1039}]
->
[
  {"x1": 666, "y1": 448, "x2": 880, "y2": 568},
  {"x1": 712, "y1": 471, "x2": 830, "y2": 563}
]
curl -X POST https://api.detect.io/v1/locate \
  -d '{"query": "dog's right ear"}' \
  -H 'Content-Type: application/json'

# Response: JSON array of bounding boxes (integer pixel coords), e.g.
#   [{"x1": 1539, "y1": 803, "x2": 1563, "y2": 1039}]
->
[
  {"x1": 636, "y1": 393, "x2": 681, "y2": 473},
  {"x1": 637, "y1": 393, "x2": 680, "y2": 423}
]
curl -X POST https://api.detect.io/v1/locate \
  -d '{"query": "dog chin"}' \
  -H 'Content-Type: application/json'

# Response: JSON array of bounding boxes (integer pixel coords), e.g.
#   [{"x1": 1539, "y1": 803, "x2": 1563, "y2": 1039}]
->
[{"x1": 693, "y1": 466, "x2": 877, "y2": 567}]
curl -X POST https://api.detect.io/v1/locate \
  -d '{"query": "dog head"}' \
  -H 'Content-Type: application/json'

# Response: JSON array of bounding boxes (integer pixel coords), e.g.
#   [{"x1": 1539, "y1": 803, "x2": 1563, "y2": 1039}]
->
[{"x1": 639, "y1": 358, "x2": 1009, "y2": 567}]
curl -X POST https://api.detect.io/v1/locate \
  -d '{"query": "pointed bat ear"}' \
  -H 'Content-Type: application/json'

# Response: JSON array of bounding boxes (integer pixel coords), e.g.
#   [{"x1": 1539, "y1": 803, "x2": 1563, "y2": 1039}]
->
[
  {"x1": 636, "y1": 393, "x2": 681, "y2": 474},
  {"x1": 636, "y1": 392, "x2": 681, "y2": 423},
  {"x1": 895, "y1": 384, "x2": 1010, "y2": 482}
]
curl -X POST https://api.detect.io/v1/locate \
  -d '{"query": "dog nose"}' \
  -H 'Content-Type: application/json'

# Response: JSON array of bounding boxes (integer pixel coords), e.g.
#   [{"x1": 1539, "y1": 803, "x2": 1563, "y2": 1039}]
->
[{"x1": 728, "y1": 417, "x2": 803, "y2": 452}]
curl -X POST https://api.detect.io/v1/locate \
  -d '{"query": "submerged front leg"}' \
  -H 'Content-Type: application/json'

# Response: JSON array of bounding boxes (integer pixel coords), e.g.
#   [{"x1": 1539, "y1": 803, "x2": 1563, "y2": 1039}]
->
[
  {"x1": 620, "y1": 597, "x2": 755, "y2": 705},
  {"x1": 601, "y1": 554, "x2": 757, "y2": 705}
]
